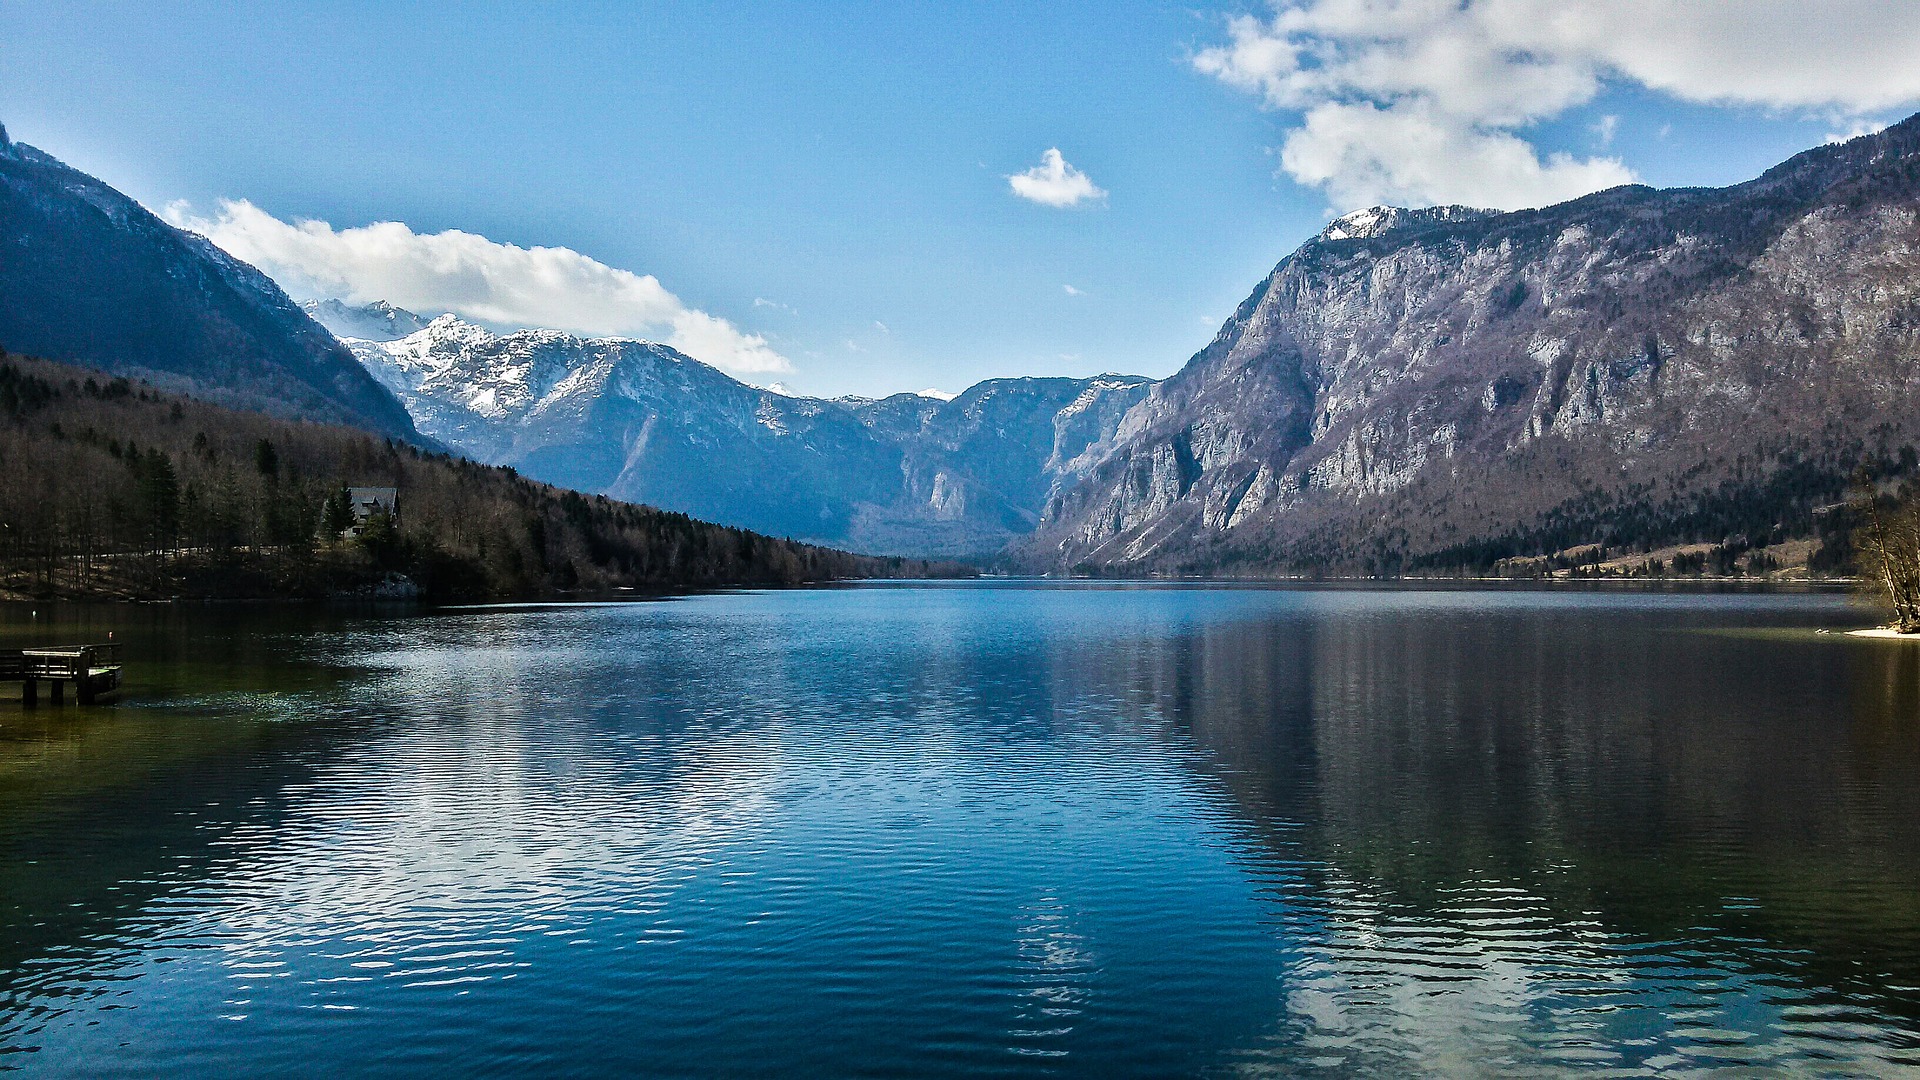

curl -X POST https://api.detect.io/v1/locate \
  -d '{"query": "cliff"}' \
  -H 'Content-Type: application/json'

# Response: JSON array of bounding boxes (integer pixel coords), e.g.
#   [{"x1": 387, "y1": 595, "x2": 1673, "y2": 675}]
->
[{"x1": 1029, "y1": 116, "x2": 1920, "y2": 574}]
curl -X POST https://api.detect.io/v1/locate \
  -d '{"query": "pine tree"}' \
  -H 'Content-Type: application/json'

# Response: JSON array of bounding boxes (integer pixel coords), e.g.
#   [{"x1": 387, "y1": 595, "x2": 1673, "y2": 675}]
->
[{"x1": 322, "y1": 485, "x2": 354, "y2": 539}]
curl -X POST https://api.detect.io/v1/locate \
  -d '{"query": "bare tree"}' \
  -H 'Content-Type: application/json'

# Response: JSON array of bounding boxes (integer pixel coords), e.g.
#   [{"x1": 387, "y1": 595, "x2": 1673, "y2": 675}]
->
[{"x1": 1852, "y1": 471, "x2": 1920, "y2": 632}]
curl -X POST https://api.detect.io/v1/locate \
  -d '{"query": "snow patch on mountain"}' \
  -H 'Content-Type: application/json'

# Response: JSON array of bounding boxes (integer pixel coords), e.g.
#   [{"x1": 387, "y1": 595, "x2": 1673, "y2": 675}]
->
[{"x1": 1319, "y1": 205, "x2": 1497, "y2": 242}]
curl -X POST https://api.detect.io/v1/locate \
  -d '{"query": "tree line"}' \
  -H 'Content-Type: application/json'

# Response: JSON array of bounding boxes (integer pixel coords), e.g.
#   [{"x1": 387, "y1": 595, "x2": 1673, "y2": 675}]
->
[
  {"x1": 1392, "y1": 435, "x2": 1919, "y2": 579},
  {"x1": 0, "y1": 353, "x2": 960, "y2": 601}
]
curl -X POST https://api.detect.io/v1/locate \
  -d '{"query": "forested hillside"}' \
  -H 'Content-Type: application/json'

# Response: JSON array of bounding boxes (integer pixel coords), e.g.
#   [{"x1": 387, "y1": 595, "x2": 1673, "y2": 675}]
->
[{"x1": 0, "y1": 352, "x2": 954, "y2": 601}]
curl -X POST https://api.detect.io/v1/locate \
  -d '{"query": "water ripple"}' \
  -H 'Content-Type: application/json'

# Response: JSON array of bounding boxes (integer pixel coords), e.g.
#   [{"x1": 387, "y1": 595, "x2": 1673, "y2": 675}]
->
[{"x1": 1, "y1": 585, "x2": 1917, "y2": 1076}]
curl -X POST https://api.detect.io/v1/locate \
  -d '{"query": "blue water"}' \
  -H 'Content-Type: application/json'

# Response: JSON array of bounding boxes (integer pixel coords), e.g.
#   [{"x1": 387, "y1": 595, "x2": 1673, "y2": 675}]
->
[{"x1": 4, "y1": 583, "x2": 1920, "y2": 1075}]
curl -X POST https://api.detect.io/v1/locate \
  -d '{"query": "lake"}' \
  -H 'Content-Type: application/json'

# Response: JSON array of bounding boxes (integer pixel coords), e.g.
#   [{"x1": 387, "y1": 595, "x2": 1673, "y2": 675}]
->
[{"x1": 4, "y1": 583, "x2": 1920, "y2": 1076}]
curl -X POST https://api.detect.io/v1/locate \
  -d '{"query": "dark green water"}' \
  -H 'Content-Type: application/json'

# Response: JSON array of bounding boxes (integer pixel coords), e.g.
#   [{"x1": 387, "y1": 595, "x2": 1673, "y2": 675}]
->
[{"x1": 2, "y1": 583, "x2": 1920, "y2": 1076}]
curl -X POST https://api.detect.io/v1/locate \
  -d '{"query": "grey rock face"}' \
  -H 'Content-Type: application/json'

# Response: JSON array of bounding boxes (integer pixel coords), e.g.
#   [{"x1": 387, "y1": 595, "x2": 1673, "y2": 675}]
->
[
  {"x1": 351, "y1": 318, "x2": 1152, "y2": 554},
  {"x1": 1029, "y1": 114, "x2": 1920, "y2": 572}
]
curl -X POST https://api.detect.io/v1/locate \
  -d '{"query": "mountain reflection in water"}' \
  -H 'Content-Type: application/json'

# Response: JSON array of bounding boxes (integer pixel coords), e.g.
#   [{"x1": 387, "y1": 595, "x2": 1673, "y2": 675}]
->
[{"x1": 2, "y1": 585, "x2": 1918, "y2": 1076}]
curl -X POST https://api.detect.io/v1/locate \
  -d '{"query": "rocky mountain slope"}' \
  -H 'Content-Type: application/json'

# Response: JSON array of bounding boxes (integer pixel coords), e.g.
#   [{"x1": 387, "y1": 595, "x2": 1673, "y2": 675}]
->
[
  {"x1": 0, "y1": 123, "x2": 420, "y2": 440},
  {"x1": 1026, "y1": 114, "x2": 1920, "y2": 574},
  {"x1": 343, "y1": 313, "x2": 1150, "y2": 554}
]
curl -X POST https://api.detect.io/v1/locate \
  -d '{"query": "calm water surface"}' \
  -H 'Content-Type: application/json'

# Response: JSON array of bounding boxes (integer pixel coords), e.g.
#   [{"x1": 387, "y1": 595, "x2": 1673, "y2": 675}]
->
[{"x1": 3, "y1": 583, "x2": 1920, "y2": 1076}]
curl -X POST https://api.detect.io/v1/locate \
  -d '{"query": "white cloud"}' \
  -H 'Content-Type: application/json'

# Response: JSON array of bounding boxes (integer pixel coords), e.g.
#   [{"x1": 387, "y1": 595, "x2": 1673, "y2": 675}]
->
[
  {"x1": 873, "y1": 320, "x2": 890, "y2": 334},
  {"x1": 1008, "y1": 148, "x2": 1107, "y2": 208},
  {"x1": 1280, "y1": 100, "x2": 1634, "y2": 211},
  {"x1": 753, "y1": 297, "x2": 796, "y2": 314},
  {"x1": 1062, "y1": 284, "x2": 1084, "y2": 296},
  {"x1": 1194, "y1": 0, "x2": 1920, "y2": 211},
  {"x1": 1827, "y1": 120, "x2": 1890, "y2": 144},
  {"x1": 164, "y1": 199, "x2": 790, "y2": 374},
  {"x1": 917, "y1": 387, "x2": 957, "y2": 401},
  {"x1": 1593, "y1": 114, "x2": 1619, "y2": 146}
]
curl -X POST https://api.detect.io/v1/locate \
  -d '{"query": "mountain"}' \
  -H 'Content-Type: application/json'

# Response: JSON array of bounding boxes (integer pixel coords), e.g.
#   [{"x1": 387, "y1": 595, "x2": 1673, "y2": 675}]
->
[
  {"x1": 0, "y1": 123, "x2": 420, "y2": 440},
  {"x1": 347, "y1": 314, "x2": 1151, "y2": 554},
  {"x1": 302, "y1": 298, "x2": 432, "y2": 342},
  {"x1": 1025, "y1": 115, "x2": 1920, "y2": 575}
]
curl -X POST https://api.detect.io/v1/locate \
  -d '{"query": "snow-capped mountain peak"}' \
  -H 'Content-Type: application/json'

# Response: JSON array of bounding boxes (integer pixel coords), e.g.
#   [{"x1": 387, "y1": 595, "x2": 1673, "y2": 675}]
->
[
  {"x1": 346, "y1": 312, "x2": 742, "y2": 464},
  {"x1": 302, "y1": 298, "x2": 434, "y2": 342},
  {"x1": 342, "y1": 302, "x2": 1158, "y2": 555}
]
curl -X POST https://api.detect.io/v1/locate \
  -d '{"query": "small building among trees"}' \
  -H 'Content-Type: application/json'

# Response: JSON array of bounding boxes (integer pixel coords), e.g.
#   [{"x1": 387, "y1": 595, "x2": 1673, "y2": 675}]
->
[
  {"x1": 347, "y1": 487, "x2": 397, "y2": 536},
  {"x1": 323, "y1": 486, "x2": 398, "y2": 539}
]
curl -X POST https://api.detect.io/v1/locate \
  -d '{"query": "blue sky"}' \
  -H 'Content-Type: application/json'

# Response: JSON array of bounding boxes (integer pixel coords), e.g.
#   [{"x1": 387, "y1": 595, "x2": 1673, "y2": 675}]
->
[{"x1": 4, "y1": 3, "x2": 1917, "y2": 397}]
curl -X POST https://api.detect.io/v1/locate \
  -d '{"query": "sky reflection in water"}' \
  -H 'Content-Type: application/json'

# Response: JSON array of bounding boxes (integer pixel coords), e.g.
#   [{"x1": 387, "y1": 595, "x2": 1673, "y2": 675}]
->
[{"x1": 2, "y1": 584, "x2": 1919, "y2": 1076}]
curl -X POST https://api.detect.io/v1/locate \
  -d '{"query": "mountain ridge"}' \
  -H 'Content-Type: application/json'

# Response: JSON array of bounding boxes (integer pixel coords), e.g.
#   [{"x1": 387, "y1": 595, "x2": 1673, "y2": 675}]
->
[
  {"x1": 0, "y1": 129, "x2": 422, "y2": 440},
  {"x1": 1023, "y1": 113, "x2": 1920, "y2": 574},
  {"x1": 342, "y1": 311, "x2": 1154, "y2": 555}
]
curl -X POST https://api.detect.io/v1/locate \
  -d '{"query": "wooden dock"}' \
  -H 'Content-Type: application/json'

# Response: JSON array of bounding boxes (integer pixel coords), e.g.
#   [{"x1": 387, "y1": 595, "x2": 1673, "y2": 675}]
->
[{"x1": 0, "y1": 644, "x2": 123, "y2": 705}]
